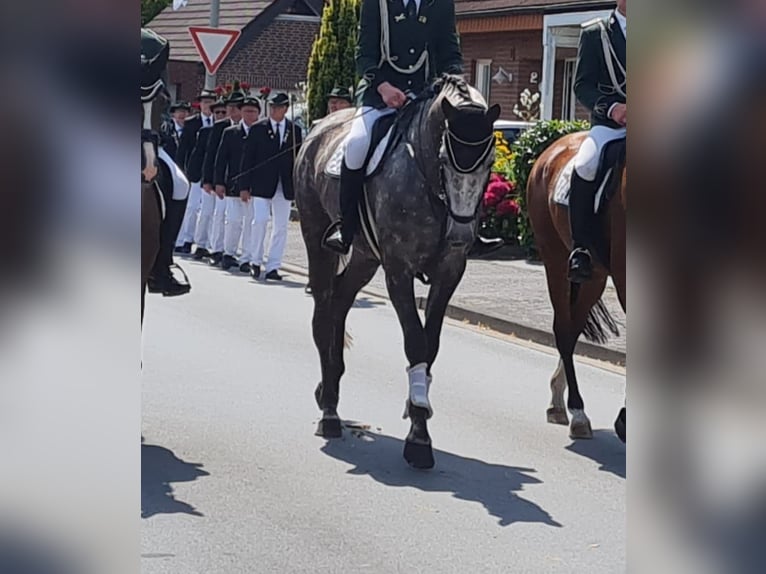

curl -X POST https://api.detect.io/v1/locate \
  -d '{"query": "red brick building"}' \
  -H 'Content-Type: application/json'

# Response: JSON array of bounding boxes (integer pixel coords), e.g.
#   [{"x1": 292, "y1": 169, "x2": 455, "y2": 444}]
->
[
  {"x1": 456, "y1": 0, "x2": 615, "y2": 121},
  {"x1": 148, "y1": 0, "x2": 322, "y2": 109}
]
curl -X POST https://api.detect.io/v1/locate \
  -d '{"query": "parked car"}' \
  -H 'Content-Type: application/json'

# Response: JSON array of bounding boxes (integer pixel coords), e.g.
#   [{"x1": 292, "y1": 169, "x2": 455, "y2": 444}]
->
[{"x1": 493, "y1": 119, "x2": 535, "y2": 145}]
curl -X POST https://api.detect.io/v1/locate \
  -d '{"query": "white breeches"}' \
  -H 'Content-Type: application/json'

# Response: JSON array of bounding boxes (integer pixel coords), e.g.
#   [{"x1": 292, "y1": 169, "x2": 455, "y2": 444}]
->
[
  {"x1": 573, "y1": 125, "x2": 627, "y2": 182},
  {"x1": 344, "y1": 106, "x2": 396, "y2": 170}
]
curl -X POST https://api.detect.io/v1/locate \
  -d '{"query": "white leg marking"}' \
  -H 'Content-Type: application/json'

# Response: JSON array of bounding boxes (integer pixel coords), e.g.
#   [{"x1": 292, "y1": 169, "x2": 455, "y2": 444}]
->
[
  {"x1": 550, "y1": 359, "x2": 566, "y2": 411},
  {"x1": 403, "y1": 363, "x2": 432, "y2": 418}
]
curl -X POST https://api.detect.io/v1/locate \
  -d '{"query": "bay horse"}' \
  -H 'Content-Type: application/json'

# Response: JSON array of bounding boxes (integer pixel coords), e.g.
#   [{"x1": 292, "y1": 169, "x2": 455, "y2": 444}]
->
[
  {"x1": 295, "y1": 75, "x2": 500, "y2": 469},
  {"x1": 526, "y1": 132, "x2": 626, "y2": 441}
]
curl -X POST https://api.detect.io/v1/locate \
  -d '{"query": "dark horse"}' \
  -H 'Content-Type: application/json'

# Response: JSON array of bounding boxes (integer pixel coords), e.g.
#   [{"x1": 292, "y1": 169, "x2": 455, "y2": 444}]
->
[
  {"x1": 295, "y1": 76, "x2": 500, "y2": 469},
  {"x1": 141, "y1": 28, "x2": 171, "y2": 324},
  {"x1": 526, "y1": 132, "x2": 626, "y2": 442}
]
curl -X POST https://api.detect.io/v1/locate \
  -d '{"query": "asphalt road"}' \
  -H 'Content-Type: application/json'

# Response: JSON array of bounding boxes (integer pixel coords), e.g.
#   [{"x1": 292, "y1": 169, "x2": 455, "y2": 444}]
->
[{"x1": 141, "y1": 259, "x2": 625, "y2": 573}]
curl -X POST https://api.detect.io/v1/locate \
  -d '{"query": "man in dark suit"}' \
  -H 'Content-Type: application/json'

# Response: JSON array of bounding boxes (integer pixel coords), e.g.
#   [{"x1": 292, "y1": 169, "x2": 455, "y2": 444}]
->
[
  {"x1": 568, "y1": 0, "x2": 626, "y2": 282},
  {"x1": 160, "y1": 101, "x2": 190, "y2": 161},
  {"x1": 177, "y1": 97, "x2": 227, "y2": 256},
  {"x1": 240, "y1": 92, "x2": 303, "y2": 281},
  {"x1": 175, "y1": 90, "x2": 217, "y2": 254},
  {"x1": 215, "y1": 96, "x2": 262, "y2": 271},
  {"x1": 202, "y1": 91, "x2": 246, "y2": 265}
]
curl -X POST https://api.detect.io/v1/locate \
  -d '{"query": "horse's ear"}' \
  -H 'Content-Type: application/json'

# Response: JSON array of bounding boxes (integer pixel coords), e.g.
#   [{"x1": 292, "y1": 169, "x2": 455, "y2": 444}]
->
[
  {"x1": 487, "y1": 104, "x2": 501, "y2": 124},
  {"x1": 441, "y1": 98, "x2": 457, "y2": 122}
]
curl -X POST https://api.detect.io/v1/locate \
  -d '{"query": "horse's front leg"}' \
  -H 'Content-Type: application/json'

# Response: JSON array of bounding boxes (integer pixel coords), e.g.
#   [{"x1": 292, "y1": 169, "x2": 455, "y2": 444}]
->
[
  {"x1": 423, "y1": 258, "x2": 466, "y2": 369},
  {"x1": 385, "y1": 272, "x2": 434, "y2": 469}
]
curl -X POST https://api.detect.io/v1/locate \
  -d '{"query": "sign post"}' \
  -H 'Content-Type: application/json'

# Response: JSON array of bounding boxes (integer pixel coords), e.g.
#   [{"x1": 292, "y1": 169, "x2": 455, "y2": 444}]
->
[{"x1": 206, "y1": 0, "x2": 220, "y2": 90}]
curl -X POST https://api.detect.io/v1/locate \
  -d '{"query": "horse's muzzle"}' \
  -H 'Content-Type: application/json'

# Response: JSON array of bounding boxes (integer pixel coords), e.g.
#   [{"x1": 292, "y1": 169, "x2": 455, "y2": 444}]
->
[{"x1": 445, "y1": 219, "x2": 474, "y2": 249}]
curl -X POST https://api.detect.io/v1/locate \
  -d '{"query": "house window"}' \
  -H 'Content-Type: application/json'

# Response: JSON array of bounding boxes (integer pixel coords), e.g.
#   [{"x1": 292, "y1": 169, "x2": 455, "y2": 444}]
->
[
  {"x1": 474, "y1": 59, "x2": 492, "y2": 102},
  {"x1": 562, "y1": 58, "x2": 577, "y2": 121}
]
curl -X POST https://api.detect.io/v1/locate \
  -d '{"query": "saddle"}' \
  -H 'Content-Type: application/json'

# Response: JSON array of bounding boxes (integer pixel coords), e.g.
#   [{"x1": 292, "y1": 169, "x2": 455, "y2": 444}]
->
[
  {"x1": 554, "y1": 137, "x2": 626, "y2": 213},
  {"x1": 324, "y1": 111, "x2": 400, "y2": 180}
]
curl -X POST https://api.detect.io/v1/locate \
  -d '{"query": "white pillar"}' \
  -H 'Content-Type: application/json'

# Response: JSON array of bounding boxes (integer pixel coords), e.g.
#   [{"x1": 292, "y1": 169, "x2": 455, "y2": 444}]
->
[{"x1": 541, "y1": 28, "x2": 557, "y2": 121}]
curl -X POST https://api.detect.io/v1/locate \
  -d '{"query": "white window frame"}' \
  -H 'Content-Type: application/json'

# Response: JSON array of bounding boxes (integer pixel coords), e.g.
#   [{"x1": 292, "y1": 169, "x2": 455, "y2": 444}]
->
[
  {"x1": 474, "y1": 59, "x2": 492, "y2": 103},
  {"x1": 562, "y1": 57, "x2": 577, "y2": 121}
]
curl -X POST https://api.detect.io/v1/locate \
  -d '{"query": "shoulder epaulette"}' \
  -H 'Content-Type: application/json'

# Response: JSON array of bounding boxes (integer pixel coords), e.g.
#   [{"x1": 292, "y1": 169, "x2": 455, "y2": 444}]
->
[{"x1": 581, "y1": 16, "x2": 605, "y2": 29}]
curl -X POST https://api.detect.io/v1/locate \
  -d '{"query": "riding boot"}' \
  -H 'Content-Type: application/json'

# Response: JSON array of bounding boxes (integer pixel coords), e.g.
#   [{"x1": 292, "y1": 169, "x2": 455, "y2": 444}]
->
[
  {"x1": 324, "y1": 162, "x2": 365, "y2": 254},
  {"x1": 567, "y1": 171, "x2": 598, "y2": 283},
  {"x1": 149, "y1": 197, "x2": 191, "y2": 296}
]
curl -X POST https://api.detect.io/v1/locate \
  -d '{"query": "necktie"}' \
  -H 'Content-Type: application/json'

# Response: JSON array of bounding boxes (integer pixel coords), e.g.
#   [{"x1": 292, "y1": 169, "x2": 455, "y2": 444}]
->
[
  {"x1": 406, "y1": 0, "x2": 417, "y2": 19},
  {"x1": 276, "y1": 123, "x2": 282, "y2": 145}
]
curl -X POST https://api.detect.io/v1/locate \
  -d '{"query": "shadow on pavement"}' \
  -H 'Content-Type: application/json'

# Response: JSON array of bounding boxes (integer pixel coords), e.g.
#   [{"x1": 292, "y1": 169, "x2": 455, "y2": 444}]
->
[
  {"x1": 321, "y1": 429, "x2": 562, "y2": 528},
  {"x1": 565, "y1": 429, "x2": 626, "y2": 479},
  {"x1": 141, "y1": 438, "x2": 210, "y2": 519}
]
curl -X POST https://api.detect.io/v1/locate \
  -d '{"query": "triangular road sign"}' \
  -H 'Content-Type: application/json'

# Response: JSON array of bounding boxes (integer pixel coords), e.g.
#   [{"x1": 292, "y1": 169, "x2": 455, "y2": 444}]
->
[{"x1": 188, "y1": 26, "x2": 241, "y2": 76}]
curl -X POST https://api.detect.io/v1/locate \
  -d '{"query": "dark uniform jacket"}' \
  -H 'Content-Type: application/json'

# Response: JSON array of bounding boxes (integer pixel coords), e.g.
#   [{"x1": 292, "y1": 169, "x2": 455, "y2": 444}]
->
[
  {"x1": 159, "y1": 120, "x2": 182, "y2": 161},
  {"x1": 214, "y1": 123, "x2": 250, "y2": 197},
  {"x1": 239, "y1": 118, "x2": 303, "y2": 201},
  {"x1": 186, "y1": 125, "x2": 212, "y2": 184},
  {"x1": 356, "y1": 0, "x2": 463, "y2": 108},
  {"x1": 574, "y1": 11, "x2": 626, "y2": 130},
  {"x1": 202, "y1": 118, "x2": 233, "y2": 187},
  {"x1": 176, "y1": 114, "x2": 215, "y2": 176}
]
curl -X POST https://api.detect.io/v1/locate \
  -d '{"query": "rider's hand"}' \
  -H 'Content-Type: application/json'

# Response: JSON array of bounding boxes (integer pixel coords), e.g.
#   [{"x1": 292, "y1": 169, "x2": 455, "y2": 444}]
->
[
  {"x1": 610, "y1": 103, "x2": 627, "y2": 127},
  {"x1": 214, "y1": 185, "x2": 226, "y2": 199},
  {"x1": 202, "y1": 183, "x2": 213, "y2": 193},
  {"x1": 378, "y1": 82, "x2": 407, "y2": 109},
  {"x1": 240, "y1": 190, "x2": 251, "y2": 203}
]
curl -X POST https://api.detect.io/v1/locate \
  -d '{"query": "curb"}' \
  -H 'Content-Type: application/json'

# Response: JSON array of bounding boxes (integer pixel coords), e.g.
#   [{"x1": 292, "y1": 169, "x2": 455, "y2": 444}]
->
[{"x1": 281, "y1": 261, "x2": 626, "y2": 366}]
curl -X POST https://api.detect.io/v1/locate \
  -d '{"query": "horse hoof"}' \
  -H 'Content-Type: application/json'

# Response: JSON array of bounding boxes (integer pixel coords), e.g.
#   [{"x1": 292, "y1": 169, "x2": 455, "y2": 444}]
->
[
  {"x1": 403, "y1": 441, "x2": 435, "y2": 470},
  {"x1": 614, "y1": 407, "x2": 626, "y2": 443},
  {"x1": 569, "y1": 419, "x2": 593, "y2": 440},
  {"x1": 316, "y1": 417, "x2": 342, "y2": 439},
  {"x1": 546, "y1": 407, "x2": 569, "y2": 426}
]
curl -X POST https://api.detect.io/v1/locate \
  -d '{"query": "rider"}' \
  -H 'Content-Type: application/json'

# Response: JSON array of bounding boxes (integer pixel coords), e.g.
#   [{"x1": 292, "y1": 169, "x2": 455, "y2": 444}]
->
[
  {"x1": 323, "y1": 0, "x2": 502, "y2": 256},
  {"x1": 568, "y1": 0, "x2": 626, "y2": 282}
]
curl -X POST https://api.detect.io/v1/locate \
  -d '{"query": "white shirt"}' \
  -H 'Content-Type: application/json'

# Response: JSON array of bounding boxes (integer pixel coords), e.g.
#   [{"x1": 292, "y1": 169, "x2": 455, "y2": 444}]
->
[
  {"x1": 173, "y1": 120, "x2": 183, "y2": 136},
  {"x1": 615, "y1": 10, "x2": 626, "y2": 38},
  {"x1": 240, "y1": 119, "x2": 253, "y2": 136},
  {"x1": 270, "y1": 119, "x2": 285, "y2": 143},
  {"x1": 201, "y1": 114, "x2": 213, "y2": 128}
]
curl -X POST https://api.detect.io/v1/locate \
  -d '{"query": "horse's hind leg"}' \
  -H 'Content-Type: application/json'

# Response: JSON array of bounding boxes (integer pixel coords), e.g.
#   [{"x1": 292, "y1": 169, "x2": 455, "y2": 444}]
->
[
  {"x1": 311, "y1": 253, "x2": 378, "y2": 438},
  {"x1": 385, "y1": 272, "x2": 434, "y2": 469}
]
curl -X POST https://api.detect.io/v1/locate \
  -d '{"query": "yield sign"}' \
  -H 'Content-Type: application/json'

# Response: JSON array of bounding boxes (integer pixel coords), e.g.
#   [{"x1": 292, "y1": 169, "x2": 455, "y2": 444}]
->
[{"x1": 188, "y1": 26, "x2": 241, "y2": 75}]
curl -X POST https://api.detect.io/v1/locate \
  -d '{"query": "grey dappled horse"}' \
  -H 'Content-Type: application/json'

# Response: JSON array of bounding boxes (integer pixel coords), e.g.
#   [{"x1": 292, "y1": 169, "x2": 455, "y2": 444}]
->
[{"x1": 295, "y1": 75, "x2": 500, "y2": 469}]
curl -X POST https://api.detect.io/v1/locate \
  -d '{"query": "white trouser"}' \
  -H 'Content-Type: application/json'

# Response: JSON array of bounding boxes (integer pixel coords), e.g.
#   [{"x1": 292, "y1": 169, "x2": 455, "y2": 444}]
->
[
  {"x1": 223, "y1": 197, "x2": 254, "y2": 261},
  {"x1": 210, "y1": 196, "x2": 226, "y2": 253},
  {"x1": 176, "y1": 180, "x2": 203, "y2": 245},
  {"x1": 344, "y1": 106, "x2": 396, "y2": 170},
  {"x1": 573, "y1": 125, "x2": 627, "y2": 182},
  {"x1": 193, "y1": 189, "x2": 216, "y2": 249},
  {"x1": 250, "y1": 187, "x2": 292, "y2": 272}
]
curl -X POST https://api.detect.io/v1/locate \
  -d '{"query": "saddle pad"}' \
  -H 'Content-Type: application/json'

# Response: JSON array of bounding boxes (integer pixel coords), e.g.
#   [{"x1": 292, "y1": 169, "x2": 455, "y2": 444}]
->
[
  {"x1": 553, "y1": 157, "x2": 615, "y2": 214},
  {"x1": 158, "y1": 147, "x2": 191, "y2": 201},
  {"x1": 324, "y1": 127, "x2": 394, "y2": 179}
]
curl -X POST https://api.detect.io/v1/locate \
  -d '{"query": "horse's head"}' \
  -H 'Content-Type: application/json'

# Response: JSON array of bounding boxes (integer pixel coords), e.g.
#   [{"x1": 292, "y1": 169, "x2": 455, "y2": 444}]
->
[{"x1": 431, "y1": 76, "x2": 501, "y2": 248}]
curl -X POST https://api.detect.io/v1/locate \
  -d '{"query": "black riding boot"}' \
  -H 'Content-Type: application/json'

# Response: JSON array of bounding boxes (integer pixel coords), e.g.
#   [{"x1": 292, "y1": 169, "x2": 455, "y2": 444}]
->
[
  {"x1": 324, "y1": 162, "x2": 365, "y2": 255},
  {"x1": 567, "y1": 171, "x2": 598, "y2": 283},
  {"x1": 149, "y1": 197, "x2": 191, "y2": 296}
]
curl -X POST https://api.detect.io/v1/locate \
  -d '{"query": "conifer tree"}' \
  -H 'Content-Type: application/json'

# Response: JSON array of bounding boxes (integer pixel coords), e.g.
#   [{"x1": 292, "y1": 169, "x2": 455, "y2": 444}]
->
[{"x1": 306, "y1": 0, "x2": 360, "y2": 123}]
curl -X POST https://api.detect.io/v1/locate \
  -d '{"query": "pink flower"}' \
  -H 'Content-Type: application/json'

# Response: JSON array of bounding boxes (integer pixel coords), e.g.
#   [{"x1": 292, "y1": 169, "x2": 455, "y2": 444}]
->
[{"x1": 496, "y1": 199, "x2": 521, "y2": 217}]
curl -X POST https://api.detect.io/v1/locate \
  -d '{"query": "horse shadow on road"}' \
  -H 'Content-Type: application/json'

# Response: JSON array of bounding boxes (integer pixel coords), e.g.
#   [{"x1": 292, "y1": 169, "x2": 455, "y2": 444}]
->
[
  {"x1": 141, "y1": 437, "x2": 210, "y2": 519},
  {"x1": 565, "y1": 429, "x2": 626, "y2": 479},
  {"x1": 321, "y1": 429, "x2": 562, "y2": 528}
]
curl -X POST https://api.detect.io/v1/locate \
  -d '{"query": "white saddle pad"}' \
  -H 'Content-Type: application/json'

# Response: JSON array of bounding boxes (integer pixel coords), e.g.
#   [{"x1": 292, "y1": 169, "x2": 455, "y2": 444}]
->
[
  {"x1": 325, "y1": 127, "x2": 394, "y2": 178},
  {"x1": 157, "y1": 147, "x2": 191, "y2": 200},
  {"x1": 553, "y1": 157, "x2": 576, "y2": 207},
  {"x1": 553, "y1": 156, "x2": 612, "y2": 214}
]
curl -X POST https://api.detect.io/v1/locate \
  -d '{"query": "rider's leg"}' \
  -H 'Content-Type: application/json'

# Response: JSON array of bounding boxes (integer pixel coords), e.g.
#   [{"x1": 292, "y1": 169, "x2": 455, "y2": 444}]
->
[
  {"x1": 324, "y1": 107, "x2": 387, "y2": 254},
  {"x1": 568, "y1": 126, "x2": 621, "y2": 282}
]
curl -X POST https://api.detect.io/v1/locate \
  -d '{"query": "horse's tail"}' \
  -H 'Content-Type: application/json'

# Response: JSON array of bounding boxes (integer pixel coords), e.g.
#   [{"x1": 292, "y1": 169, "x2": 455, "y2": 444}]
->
[
  {"x1": 583, "y1": 298, "x2": 620, "y2": 344},
  {"x1": 344, "y1": 330, "x2": 354, "y2": 350}
]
